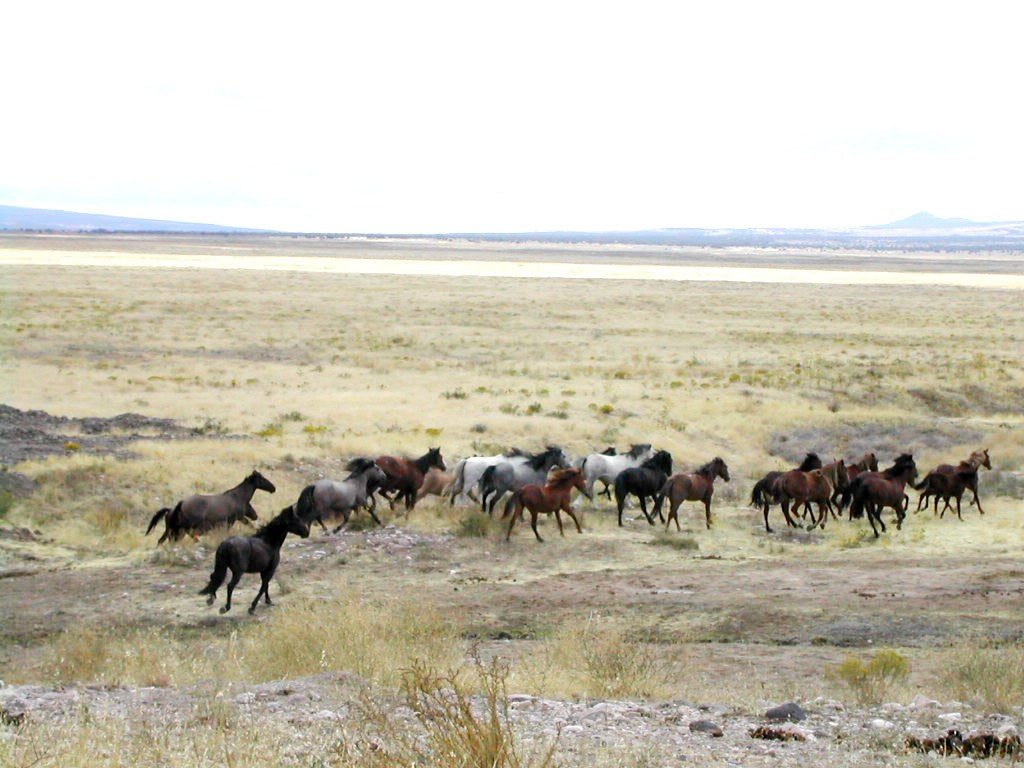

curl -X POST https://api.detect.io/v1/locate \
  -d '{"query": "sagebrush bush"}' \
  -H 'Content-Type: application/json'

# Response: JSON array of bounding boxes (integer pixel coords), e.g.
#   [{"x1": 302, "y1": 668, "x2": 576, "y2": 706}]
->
[
  {"x1": 941, "y1": 643, "x2": 1024, "y2": 713},
  {"x1": 826, "y1": 648, "x2": 909, "y2": 704}
]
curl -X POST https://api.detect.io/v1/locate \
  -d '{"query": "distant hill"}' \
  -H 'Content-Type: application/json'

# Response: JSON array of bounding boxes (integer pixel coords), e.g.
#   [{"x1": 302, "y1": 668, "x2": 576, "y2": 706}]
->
[
  {"x1": 0, "y1": 205, "x2": 268, "y2": 233},
  {"x1": 874, "y1": 212, "x2": 980, "y2": 229}
]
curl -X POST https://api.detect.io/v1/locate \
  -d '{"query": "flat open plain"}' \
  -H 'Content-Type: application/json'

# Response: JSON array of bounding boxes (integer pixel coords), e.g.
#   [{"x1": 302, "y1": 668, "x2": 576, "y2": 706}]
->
[{"x1": 1, "y1": 233, "x2": 1023, "y2": 766}]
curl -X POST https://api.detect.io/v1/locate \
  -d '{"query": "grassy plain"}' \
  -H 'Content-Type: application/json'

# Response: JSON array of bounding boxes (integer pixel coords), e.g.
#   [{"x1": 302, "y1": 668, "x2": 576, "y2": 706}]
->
[{"x1": 1, "y1": 234, "x2": 1023, "y2": 765}]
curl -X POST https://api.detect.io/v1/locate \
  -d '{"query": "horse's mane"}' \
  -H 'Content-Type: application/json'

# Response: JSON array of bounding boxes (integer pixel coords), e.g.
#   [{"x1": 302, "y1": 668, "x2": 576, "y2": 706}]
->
[
  {"x1": 345, "y1": 456, "x2": 376, "y2": 475},
  {"x1": 414, "y1": 448, "x2": 442, "y2": 473},
  {"x1": 528, "y1": 447, "x2": 562, "y2": 470},
  {"x1": 627, "y1": 443, "x2": 651, "y2": 459},
  {"x1": 255, "y1": 507, "x2": 292, "y2": 539},
  {"x1": 548, "y1": 467, "x2": 580, "y2": 485},
  {"x1": 882, "y1": 453, "x2": 915, "y2": 477},
  {"x1": 797, "y1": 453, "x2": 822, "y2": 471},
  {"x1": 642, "y1": 450, "x2": 672, "y2": 473},
  {"x1": 600, "y1": 446, "x2": 618, "y2": 456},
  {"x1": 696, "y1": 457, "x2": 722, "y2": 476},
  {"x1": 505, "y1": 447, "x2": 525, "y2": 457}
]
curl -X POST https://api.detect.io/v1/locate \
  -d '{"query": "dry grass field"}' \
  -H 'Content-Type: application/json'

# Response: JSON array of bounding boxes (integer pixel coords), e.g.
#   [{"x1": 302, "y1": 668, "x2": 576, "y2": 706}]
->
[{"x1": 1, "y1": 233, "x2": 1023, "y2": 766}]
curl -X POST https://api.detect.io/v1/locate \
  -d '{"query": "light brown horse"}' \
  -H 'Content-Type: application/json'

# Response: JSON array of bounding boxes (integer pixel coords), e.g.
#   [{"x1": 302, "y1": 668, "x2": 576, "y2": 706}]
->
[
  {"x1": 503, "y1": 467, "x2": 588, "y2": 542},
  {"x1": 801, "y1": 459, "x2": 847, "y2": 528},
  {"x1": 915, "y1": 448, "x2": 991, "y2": 517},
  {"x1": 655, "y1": 457, "x2": 730, "y2": 531},
  {"x1": 772, "y1": 468, "x2": 835, "y2": 531},
  {"x1": 415, "y1": 466, "x2": 456, "y2": 502}
]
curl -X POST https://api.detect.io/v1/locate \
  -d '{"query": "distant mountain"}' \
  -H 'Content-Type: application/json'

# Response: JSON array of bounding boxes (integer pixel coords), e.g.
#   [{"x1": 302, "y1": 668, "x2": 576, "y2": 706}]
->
[
  {"x1": 0, "y1": 205, "x2": 268, "y2": 233},
  {"x1": 874, "y1": 212, "x2": 979, "y2": 229}
]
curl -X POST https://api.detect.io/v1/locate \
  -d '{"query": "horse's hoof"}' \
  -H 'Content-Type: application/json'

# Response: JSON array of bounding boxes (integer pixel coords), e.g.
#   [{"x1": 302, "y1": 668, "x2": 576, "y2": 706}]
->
[
  {"x1": 219, "y1": 606, "x2": 229, "y2": 614},
  {"x1": 248, "y1": 607, "x2": 256, "y2": 615},
  {"x1": 206, "y1": 595, "x2": 215, "y2": 606}
]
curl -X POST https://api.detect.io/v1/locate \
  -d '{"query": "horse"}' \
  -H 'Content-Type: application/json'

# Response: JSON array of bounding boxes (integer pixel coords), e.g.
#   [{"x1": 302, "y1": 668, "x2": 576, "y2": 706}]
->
[
  {"x1": 478, "y1": 446, "x2": 571, "y2": 516},
  {"x1": 656, "y1": 457, "x2": 730, "y2": 531},
  {"x1": 198, "y1": 504, "x2": 310, "y2": 614},
  {"x1": 915, "y1": 448, "x2": 991, "y2": 517},
  {"x1": 750, "y1": 453, "x2": 821, "y2": 531},
  {"x1": 579, "y1": 443, "x2": 655, "y2": 500},
  {"x1": 446, "y1": 449, "x2": 525, "y2": 505},
  {"x1": 613, "y1": 450, "x2": 673, "y2": 526},
  {"x1": 292, "y1": 457, "x2": 387, "y2": 534},
  {"x1": 771, "y1": 467, "x2": 836, "y2": 531},
  {"x1": 835, "y1": 452, "x2": 879, "y2": 512},
  {"x1": 503, "y1": 467, "x2": 588, "y2": 542},
  {"x1": 416, "y1": 466, "x2": 456, "y2": 502},
  {"x1": 146, "y1": 470, "x2": 275, "y2": 545},
  {"x1": 848, "y1": 454, "x2": 918, "y2": 537},
  {"x1": 375, "y1": 447, "x2": 446, "y2": 513}
]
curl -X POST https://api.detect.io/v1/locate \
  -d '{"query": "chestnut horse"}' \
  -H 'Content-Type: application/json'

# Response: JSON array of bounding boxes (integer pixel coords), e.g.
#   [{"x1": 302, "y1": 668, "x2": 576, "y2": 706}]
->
[
  {"x1": 503, "y1": 467, "x2": 589, "y2": 542},
  {"x1": 772, "y1": 467, "x2": 836, "y2": 531},
  {"x1": 836, "y1": 452, "x2": 879, "y2": 513},
  {"x1": 751, "y1": 453, "x2": 821, "y2": 532},
  {"x1": 656, "y1": 457, "x2": 730, "y2": 531},
  {"x1": 914, "y1": 448, "x2": 991, "y2": 517},
  {"x1": 375, "y1": 447, "x2": 446, "y2": 513},
  {"x1": 848, "y1": 454, "x2": 917, "y2": 537},
  {"x1": 416, "y1": 466, "x2": 456, "y2": 502}
]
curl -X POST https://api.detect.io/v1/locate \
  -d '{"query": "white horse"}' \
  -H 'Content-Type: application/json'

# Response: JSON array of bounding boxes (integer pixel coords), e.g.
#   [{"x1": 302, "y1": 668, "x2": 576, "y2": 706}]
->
[
  {"x1": 447, "y1": 449, "x2": 526, "y2": 505},
  {"x1": 579, "y1": 443, "x2": 655, "y2": 500}
]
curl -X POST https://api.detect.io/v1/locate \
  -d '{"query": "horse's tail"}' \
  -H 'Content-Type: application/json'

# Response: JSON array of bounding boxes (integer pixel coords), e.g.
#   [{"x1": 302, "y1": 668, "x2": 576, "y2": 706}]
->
[
  {"x1": 293, "y1": 484, "x2": 316, "y2": 522},
  {"x1": 478, "y1": 465, "x2": 497, "y2": 510},
  {"x1": 750, "y1": 480, "x2": 767, "y2": 508},
  {"x1": 913, "y1": 473, "x2": 932, "y2": 492},
  {"x1": 848, "y1": 479, "x2": 867, "y2": 520},
  {"x1": 146, "y1": 507, "x2": 170, "y2": 536},
  {"x1": 198, "y1": 544, "x2": 228, "y2": 597},
  {"x1": 502, "y1": 489, "x2": 522, "y2": 520},
  {"x1": 448, "y1": 459, "x2": 466, "y2": 503},
  {"x1": 653, "y1": 477, "x2": 673, "y2": 518}
]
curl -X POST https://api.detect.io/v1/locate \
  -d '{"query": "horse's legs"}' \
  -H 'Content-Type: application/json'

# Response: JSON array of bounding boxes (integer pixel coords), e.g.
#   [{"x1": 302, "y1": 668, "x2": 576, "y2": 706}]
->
[
  {"x1": 563, "y1": 504, "x2": 583, "y2": 534},
  {"x1": 367, "y1": 503, "x2": 383, "y2": 526},
  {"x1": 763, "y1": 502, "x2": 773, "y2": 533},
  {"x1": 703, "y1": 499, "x2": 712, "y2": 530},
  {"x1": 973, "y1": 489, "x2": 985, "y2": 515},
  {"x1": 554, "y1": 510, "x2": 565, "y2": 537},
  {"x1": 954, "y1": 494, "x2": 963, "y2": 521},
  {"x1": 220, "y1": 569, "x2": 242, "y2": 614},
  {"x1": 249, "y1": 576, "x2": 270, "y2": 614},
  {"x1": 488, "y1": 491, "x2": 505, "y2": 517},
  {"x1": 638, "y1": 496, "x2": 654, "y2": 525},
  {"x1": 866, "y1": 504, "x2": 881, "y2": 537},
  {"x1": 505, "y1": 501, "x2": 521, "y2": 541},
  {"x1": 530, "y1": 512, "x2": 543, "y2": 542},
  {"x1": 780, "y1": 499, "x2": 797, "y2": 529}
]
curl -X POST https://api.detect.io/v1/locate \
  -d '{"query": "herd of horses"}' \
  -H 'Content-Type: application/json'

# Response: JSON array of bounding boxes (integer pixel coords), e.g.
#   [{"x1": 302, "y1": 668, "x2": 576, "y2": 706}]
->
[{"x1": 145, "y1": 444, "x2": 993, "y2": 614}]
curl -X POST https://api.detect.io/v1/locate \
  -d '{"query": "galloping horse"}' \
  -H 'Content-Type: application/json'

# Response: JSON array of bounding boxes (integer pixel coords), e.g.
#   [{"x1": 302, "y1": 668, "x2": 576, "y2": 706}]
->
[
  {"x1": 447, "y1": 449, "x2": 524, "y2": 505},
  {"x1": 915, "y1": 448, "x2": 991, "y2": 517},
  {"x1": 836, "y1": 452, "x2": 879, "y2": 512},
  {"x1": 416, "y1": 466, "x2": 456, "y2": 502},
  {"x1": 198, "y1": 504, "x2": 310, "y2": 615},
  {"x1": 613, "y1": 450, "x2": 673, "y2": 526},
  {"x1": 146, "y1": 470, "x2": 275, "y2": 545},
  {"x1": 751, "y1": 453, "x2": 821, "y2": 532},
  {"x1": 376, "y1": 447, "x2": 446, "y2": 513},
  {"x1": 579, "y1": 443, "x2": 655, "y2": 500},
  {"x1": 772, "y1": 466, "x2": 837, "y2": 531},
  {"x1": 848, "y1": 454, "x2": 918, "y2": 537},
  {"x1": 503, "y1": 467, "x2": 589, "y2": 542},
  {"x1": 479, "y1": 446, "x2": 571, "y2": 516},
  {"x1": 292, "y1": 457, "x2": 387, "y2": 533},
  {"x1": 656, "y1": 457, "x2": 730, "y2": 531}
]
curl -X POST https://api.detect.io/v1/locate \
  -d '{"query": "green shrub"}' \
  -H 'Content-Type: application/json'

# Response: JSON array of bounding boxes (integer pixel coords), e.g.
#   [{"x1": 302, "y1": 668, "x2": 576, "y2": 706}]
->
[{"x1": 826, "y1": 648, "x2": 909, "y2": 704}]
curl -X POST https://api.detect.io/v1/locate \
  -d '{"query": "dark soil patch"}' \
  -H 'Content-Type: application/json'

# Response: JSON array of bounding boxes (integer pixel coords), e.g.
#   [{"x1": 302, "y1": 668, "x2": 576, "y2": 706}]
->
[{"x1": 0, "y1": 404, "x2": 216, "y2": 466}]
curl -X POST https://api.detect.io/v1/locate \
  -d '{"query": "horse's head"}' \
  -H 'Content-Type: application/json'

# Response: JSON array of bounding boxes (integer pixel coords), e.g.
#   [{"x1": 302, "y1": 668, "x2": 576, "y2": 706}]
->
[
  {"x1": 428, "y1": 447, "x2": 446, "y2": 471},
  {"x1": 628, "y1": 443, "x2": 654, "y2": 460},
  {"x1": 644, "y1": 450, "x2": 673, "y2": 475},
  {"x1": 714, "y1": 457, "x2": 730, "y2": 482},
  {"x1": 346, "y1": 456, "x2": 376, "y2": 475},
  {"x1": 835, "y1": 459, "x2": 849, "y2": 486},
  {"x1": 799, "y1": 453, "x2": 822, "y2": 471},
  {"x1": 600, "y1": 446, "x2": 617, "y2": 456},
  {"x1": 865, "y1": 452, "x2": 879, "y2": 472},
  {"x1": 974, "y1": 448, "x2": 992, "y2": 470},
  {"x1": 283, "y1": 506, "x2": 310, "y2": 539},
  {"x1": 249, "y1": 470, "x2": 276, "y2": 494}
]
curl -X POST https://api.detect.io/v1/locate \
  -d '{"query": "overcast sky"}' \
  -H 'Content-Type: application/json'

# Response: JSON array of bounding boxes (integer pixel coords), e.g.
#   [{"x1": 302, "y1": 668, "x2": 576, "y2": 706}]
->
[{"x1": 3, "y1": 1, "x2": 1022, "y2": 233}]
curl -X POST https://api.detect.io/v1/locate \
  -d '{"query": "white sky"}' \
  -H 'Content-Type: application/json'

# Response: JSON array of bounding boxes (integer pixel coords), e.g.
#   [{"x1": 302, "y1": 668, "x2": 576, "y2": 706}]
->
[{"x1": 3, "y1": 1, "x2": 1023, "y2": 233}]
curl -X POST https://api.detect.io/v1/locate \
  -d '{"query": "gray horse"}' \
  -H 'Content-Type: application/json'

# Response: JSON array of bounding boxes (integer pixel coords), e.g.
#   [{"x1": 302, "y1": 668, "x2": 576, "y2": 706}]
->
[
  {"x1": 292, "y1": 457, "x2": 387, "y2": 533},
  {"x1": 447, "y1": 448, "x2": 525, "y2": 505},
  {"x1": 579, "y1": 443, "x2": 655, "y2": 500},
  {"x1": 478, "y1": 446, "x2": 572, "y2": 515},
  {"x1": 146, "y1": 470, "x2": 275, "y2": 545}
]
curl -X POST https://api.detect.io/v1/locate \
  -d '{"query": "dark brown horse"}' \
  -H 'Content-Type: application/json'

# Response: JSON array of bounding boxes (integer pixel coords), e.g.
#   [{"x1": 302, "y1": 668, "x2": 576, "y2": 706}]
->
[
  {"x1": 656, "y1": 457, "x2": 730, "y2": 530},
  {"x1": 503, "y1": 467, "x2": 588, "y2": 542},
  {"x1": 836, "y1": 452, "x2": 879, "y2": 512},
  {"x1": 146, "y1": 470, "x2": 275, "y2": 545},
  {"x1": 751, "y1": 453, "x2": 822, "y2": 532},
  {"x1": 198, "y1": 504, "x2": 310, "y2": 614},
  {"x1": 376, "y1": 447, "x2": 446, "y2": 513},
  {"x1": 848, "y1": 454, "x2": 918, "y2": 537},
  {"x1": 915, "y1": 448, "x2": 991, "y2": 518}
]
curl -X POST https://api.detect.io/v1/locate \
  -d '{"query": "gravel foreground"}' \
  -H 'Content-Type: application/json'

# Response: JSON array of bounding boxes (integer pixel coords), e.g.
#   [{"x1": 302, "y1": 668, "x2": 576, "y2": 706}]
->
[{"x1": 2, "y1": 673, "x2": 1021, "y2": 766}]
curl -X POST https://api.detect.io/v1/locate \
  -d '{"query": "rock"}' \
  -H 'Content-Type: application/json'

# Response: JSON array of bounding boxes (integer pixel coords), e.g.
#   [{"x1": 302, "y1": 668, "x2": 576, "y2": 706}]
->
[
  {"x1": 870, "y1": 718, "x2": 896, "y2": 730},
  {"x1": 508, "y1": 694, "x2": 534, "y2": 704},
  {"x1": 939, "y1": 712, "x2": 963, "y2": 722},
  {"x1": 996, "y1": 724, "x2": 1019, "y2": 739},
  {"x1": 765, "y1": 702, "x2": 807, "y2": 722},
  {"x1": 910, "y1": 694, "x2": 940, "y2": 709},
  {"x1": 689, "y1": 719, "x2": 723, "y2": 737}
]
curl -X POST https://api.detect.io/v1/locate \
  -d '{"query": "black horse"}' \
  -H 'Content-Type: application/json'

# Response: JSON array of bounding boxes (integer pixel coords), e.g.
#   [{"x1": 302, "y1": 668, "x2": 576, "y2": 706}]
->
[
  {"x1": 613, "y1": 450, "x2": 673, "y2": 526},
  {"x1": 146, "y1": 470, "x2": 275, "y2": 544},
  {"x1": 198, "y1": 505, "x2": 310, "y2": 615}
]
